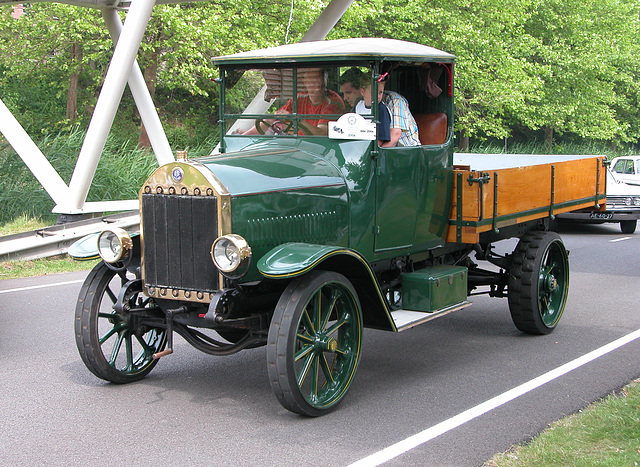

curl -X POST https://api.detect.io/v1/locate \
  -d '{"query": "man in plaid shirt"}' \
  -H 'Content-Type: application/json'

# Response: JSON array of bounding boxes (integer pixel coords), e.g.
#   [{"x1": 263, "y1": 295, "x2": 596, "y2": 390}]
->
[{"x1": 379, "y1": 78, "x2": 421, "y2": 147}]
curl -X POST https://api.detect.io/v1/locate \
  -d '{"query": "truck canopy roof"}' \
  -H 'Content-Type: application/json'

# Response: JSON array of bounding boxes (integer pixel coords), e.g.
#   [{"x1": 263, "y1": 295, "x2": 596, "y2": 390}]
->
[{"x1": 213, "y1": 38, "x2": 455, "y2": 66}]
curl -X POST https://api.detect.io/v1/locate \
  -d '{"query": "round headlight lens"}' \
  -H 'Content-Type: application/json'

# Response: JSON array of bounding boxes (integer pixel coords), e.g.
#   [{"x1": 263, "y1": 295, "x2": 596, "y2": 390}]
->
[
  {"x1": 97, "y1": 228, "x2": 132, "y2": 263},
  {"x1": 634, "y1": 197, "x2": 640, "y2": 206},
  {"x1": 211, "y1": 234, "x2": 251, "y2": 274}
]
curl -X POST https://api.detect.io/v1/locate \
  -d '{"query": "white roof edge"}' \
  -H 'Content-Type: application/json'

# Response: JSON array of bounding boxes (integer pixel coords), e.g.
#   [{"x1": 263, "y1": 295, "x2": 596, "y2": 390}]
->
[{"x1": 213, "y1": 38, "x2": 455, "y2": 63}]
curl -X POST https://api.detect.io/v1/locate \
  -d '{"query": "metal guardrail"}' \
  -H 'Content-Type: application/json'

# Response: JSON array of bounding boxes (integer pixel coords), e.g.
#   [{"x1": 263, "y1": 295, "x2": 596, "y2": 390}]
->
[{"x1": 0, "y1": 211, "x2": 140, "y2": 262}]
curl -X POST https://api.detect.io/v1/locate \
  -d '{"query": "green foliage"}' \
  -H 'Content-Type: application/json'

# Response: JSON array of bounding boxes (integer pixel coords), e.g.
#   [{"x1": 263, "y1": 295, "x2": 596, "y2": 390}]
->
[{"x1": 3, "y1": 0, "x2": 638, "y2": 146}]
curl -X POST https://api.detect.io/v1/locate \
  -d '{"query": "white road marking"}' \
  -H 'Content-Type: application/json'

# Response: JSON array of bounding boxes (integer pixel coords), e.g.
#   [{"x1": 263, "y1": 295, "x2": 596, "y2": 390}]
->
[
  {"x1": 0, "y1": 279, "x2": 84, "y2": 295},
  {"x1": 347, "y1": 328, "x2": 640, "y2": 467},
  {"x1": 610, "y1": 237, "x2": 632, "y2": 242}
]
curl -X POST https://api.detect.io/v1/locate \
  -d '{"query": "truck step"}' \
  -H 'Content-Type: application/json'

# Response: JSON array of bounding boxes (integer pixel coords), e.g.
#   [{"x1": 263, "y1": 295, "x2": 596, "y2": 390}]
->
[{"x1": 391, "y1": 301, "x2": 472, "y2": 332}]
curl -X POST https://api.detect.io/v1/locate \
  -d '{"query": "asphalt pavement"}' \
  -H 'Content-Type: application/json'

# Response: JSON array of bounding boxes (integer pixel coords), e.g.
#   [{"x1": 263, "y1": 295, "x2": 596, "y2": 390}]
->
[{"x1": 1, "y1": 222, "x2": 638, "y2": 466}]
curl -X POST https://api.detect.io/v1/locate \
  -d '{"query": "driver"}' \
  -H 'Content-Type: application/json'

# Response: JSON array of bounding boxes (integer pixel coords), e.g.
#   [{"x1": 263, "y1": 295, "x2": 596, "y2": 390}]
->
[{"x1": 243, "y1": 68, "x2": 344, "y2": 136}]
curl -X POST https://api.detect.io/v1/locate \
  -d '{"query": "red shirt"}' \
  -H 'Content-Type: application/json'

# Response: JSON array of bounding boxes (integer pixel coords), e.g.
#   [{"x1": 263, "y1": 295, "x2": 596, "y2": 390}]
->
[{"x1": 281, "y1": 90, "x2": 345, "y2": 132}]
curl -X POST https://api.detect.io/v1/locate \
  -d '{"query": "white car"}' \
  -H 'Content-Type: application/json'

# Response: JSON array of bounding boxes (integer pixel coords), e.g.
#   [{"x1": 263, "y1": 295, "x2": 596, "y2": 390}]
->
[
  {"x1": 557, "y1": 158, "x2": 640, "y2": 234},
  {"x1": 609, "y1": 156, "x2": 640, "y2": 186}
]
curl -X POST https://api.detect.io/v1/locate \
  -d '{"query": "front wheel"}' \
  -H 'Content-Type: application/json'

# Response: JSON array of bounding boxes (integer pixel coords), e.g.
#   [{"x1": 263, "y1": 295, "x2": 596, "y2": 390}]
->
[
  {"x1": 74, "y1": 262, "x2": 167, "y2": 383},
  {"x1": 267, "y1": 271, "x2": 363, "y2": 416},
  {"x1": 508, "y1": 231, "x2": 569, "y2": 335}
]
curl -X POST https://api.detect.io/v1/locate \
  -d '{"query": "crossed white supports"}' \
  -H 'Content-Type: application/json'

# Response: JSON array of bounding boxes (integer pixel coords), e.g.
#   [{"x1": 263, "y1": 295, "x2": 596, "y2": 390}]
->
[{"x1": 0, "y1": 0, "x2": 353, "y2": 215}]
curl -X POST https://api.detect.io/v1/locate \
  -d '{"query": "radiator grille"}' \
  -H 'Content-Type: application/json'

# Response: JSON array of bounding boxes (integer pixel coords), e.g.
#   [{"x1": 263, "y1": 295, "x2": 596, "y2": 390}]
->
[{"x1": 141, "y1": 193, "x2": 219, "y2": 293}]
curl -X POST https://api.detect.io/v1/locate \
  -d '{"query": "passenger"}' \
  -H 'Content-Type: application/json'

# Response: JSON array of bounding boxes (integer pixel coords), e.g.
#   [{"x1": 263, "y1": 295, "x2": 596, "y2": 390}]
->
[
  {"x1": 338, "y1": 67, "x2": 367, "y2": 109},
  {"x1": 340, "y1": 68, "x2": 421, "y2": 147},
  {"x1": 378, "y1": 74, "x2": 421, "y2": 147},
  {"x1": 243, "y1": 68, "x2": 344, "y2": 136},
  {"x1": 352, "y1": 77, "x2": 392, "y2": 147}
]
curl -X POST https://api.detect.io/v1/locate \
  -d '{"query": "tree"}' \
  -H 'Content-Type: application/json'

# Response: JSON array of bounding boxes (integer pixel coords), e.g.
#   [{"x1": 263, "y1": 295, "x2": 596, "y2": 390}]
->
[
  {"x1": 523, "y1": 0, "x2": 640, "y2": 147},
  {"x1": 0, "y1": 3, "x2": 112, "y2": 129}
]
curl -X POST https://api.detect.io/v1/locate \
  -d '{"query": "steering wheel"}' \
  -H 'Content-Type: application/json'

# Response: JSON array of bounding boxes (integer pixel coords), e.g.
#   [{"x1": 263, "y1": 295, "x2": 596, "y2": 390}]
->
[{"x1": 254, "y1": 118, "x2": 312, "y2": 135}]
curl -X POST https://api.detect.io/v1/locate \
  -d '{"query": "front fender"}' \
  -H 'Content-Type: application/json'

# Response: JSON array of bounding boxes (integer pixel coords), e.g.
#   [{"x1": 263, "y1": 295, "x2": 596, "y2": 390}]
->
[{"x1": 257, "y1": 243, "x2": 397, "y2": 331}]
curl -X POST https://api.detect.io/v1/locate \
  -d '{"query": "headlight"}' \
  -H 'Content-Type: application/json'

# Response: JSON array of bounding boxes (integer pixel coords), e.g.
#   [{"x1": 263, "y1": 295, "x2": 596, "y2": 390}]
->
[
  {"x1": 97, "y1": 228, "x2": 132, "y2": 263},
  {"x1": 634, "y1": 197, "x2": 640, "y2": 206},
  {"x1": 210, "y1": 234, "x2": 252, "y2": 276}
]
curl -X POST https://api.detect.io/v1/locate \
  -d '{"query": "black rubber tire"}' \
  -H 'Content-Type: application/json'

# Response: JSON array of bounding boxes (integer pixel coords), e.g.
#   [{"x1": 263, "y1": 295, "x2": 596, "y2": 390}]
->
[
  {"x1": 75, "y1": 262, "x2": 166, "y2": 383},
  {"x1": 267, "y1": 270, "x2": 363, "y2": 416},
  {"x1": 620, "y1": 220, "x2": 637, "y2": 234},
  {"x1": 508, "y1": 231, "x2": 569, "y2": 335}
]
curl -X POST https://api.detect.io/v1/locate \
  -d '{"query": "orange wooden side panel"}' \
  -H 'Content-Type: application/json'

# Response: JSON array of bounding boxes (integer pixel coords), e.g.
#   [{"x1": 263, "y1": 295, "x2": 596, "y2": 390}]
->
[{"x1": 446, "y1": 157, "x2": 606, "y2": 243}]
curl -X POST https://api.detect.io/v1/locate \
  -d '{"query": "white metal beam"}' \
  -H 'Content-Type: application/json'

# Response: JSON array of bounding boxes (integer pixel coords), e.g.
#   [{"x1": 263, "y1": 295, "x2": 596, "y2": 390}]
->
[
  {"x1": 0, "y1": 99, "x2": 70, "y2": 206},
  {"x1": 64, "y1": 0, "x2": 157, "y2": 212},
  {"x1": 103, "y1": 8, "x2": 173, "y2": 166}
]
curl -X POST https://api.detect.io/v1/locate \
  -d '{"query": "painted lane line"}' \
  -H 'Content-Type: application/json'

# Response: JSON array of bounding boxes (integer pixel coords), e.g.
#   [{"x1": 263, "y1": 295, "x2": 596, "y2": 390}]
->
[
  {"x1": 347, "y1": 328, "x2": 640, "y2": 467},
  {"x1": 0, "y1": 279, "x2": 85, "y2": 295},
  {"x1": 610, "y1": 237, "x2": 632, "y2": 243}
]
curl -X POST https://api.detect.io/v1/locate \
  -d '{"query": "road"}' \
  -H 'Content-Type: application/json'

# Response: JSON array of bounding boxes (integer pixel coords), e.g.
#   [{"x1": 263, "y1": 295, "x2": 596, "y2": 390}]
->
[{"x1": 1, "y1": 222, "x2": 638, "y2": 466}]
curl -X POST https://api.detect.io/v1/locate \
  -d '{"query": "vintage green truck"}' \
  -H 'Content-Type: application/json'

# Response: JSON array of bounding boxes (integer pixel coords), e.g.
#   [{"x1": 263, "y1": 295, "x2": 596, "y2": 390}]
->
[{"x1": 73, "y1": 38, "x2": 606, "y2": 416}]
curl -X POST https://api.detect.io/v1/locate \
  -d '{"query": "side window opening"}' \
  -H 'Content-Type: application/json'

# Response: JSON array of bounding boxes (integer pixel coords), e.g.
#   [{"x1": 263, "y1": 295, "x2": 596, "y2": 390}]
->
[{"x1": 384, "y1": 63, "x2": 451, "y2": 146}]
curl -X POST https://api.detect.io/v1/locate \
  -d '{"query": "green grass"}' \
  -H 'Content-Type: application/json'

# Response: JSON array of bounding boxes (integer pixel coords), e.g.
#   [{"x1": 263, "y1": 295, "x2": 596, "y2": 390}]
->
[
  {"x1": 0, "y1": 215, "x2": 98, "y2": 280},
  {"x1": 484, "y1": 380, "x2": 640, "y2": 466},
  {"x1": 0, "y1": 127, "x2": 219, "y2": 225},
  {"x1": 0, "y1": 214, "x2": 49, "y2": 236},
  {"x1": 0, "y1": 255, "x2": 98, "y2": 280}
]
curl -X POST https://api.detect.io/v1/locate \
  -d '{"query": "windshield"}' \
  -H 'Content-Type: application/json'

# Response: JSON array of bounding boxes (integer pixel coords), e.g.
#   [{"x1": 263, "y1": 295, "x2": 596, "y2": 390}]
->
[{"x1": 221, "y1": 65, "x2": 379, "y2": 137}]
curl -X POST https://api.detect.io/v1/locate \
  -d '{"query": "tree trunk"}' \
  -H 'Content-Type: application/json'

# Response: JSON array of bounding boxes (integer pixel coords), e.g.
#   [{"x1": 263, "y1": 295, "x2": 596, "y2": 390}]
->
[
  {"x1": 66, "y1": 42, "x2": 81, "y2": 123},
  {"x1": 458, "y1": 129, "x2": 469, "y2": 152},
  {"x1": 138, "y1": 50, "x2": 158, "y2": 149},
  {"x1": 544, "y1": 126, "x2": 553, "y2": 151}
]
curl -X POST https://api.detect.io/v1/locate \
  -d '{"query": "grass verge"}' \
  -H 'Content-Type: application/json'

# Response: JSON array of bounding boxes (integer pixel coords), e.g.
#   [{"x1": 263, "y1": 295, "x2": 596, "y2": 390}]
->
[
  {"x1": 0, "y1": 255, "x2": 99, "y2": 280},
  {"x1": 485, "y1": 380, "x2": 640, "y2": 466},
  {"x1": 1, "y1": 216, "x2": 99, "y2": 280},
  {"x1": 0, "y1": 214, "x2": 49, "y2": 236}
]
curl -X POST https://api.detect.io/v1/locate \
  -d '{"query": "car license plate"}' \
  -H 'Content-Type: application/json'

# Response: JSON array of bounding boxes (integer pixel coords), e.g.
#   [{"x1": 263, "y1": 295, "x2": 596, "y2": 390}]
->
[{"x1": 590, "y1": 212, "x2": 613, "y2": 220}]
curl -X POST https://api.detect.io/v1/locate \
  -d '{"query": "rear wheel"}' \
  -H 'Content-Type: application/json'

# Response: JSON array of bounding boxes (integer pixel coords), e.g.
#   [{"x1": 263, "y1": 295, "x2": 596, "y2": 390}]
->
[
  {"x1": 508, "y1": 231, "x2": 569, "y2": 335},
  {"x1": 620, "y1": 220, "x2": 637, "y2": 234},
  {"x1": 75, "y1": 263, "x2": 166, "y2": 383},
  {"x1": 267, "y1": 271, "x2": 363, "y2": 416}
]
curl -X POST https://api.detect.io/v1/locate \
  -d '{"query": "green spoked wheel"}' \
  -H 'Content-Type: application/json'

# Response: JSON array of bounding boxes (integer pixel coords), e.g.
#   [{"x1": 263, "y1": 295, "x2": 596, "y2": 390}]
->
[
  {"x1": 508, "y1": 231, "x2": 569, "y2": 335},
  {"x1": 75, "y1": 262, "x2": 167, "y2": 383},
  {"x1": 267, "y1": 270, "x2": 363, "y2": 416}
]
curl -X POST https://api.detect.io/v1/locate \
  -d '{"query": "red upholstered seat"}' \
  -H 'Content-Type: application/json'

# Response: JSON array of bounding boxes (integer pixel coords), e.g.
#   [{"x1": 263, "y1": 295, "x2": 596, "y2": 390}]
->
[{"x1": 414, "y1": 113, "x2": 448, "y2": 145}]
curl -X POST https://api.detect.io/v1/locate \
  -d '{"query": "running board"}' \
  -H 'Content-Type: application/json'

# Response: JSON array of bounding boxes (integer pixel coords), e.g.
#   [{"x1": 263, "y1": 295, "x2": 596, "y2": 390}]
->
[{"x1": 391, "y1": 301, "x2": 472, "y2": 332}]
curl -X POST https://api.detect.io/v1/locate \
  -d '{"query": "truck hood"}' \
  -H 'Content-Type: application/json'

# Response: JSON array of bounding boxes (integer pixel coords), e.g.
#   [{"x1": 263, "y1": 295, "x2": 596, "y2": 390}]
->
[{"x1": 196, "y1": 145, "x2": 346, "y2": 197}]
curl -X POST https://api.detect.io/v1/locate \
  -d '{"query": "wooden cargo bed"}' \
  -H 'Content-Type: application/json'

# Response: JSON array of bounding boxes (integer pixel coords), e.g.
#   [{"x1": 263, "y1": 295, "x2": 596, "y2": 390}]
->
[{"x1": 447, "y1": 154, "x2": 607, "y2": 244}]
